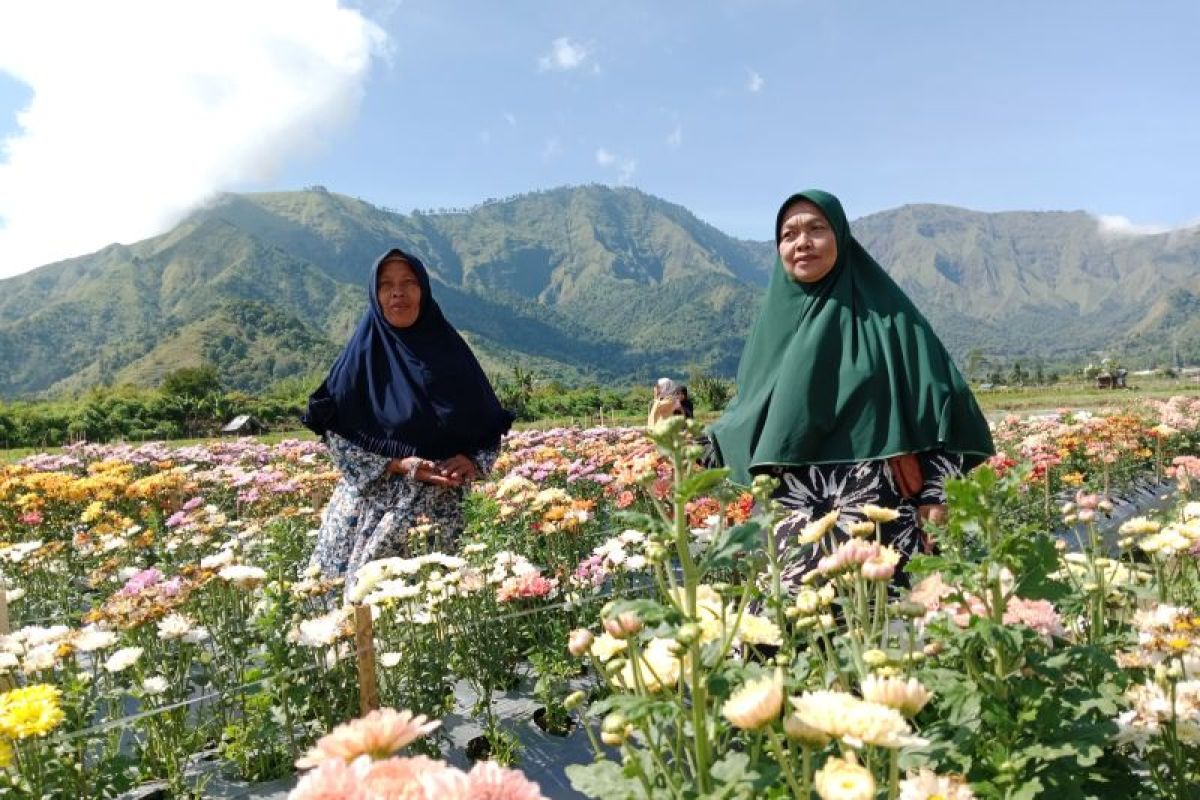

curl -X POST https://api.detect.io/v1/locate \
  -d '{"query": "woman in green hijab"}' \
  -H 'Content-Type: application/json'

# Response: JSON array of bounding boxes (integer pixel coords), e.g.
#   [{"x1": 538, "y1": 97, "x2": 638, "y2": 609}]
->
[{"x1": 707, "y1": 190, "x2": 994, "y2": 587}]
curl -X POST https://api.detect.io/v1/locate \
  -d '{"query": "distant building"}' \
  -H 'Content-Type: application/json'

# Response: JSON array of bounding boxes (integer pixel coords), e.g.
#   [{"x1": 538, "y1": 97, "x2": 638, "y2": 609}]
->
[{"x1": 221, "y1": 415, "x2": 265, "y2": 436}]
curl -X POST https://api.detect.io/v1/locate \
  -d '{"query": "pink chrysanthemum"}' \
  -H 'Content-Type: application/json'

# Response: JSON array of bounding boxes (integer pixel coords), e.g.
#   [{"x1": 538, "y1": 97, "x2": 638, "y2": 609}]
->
[
  {"x1": 360, "y1": 755, "x2": 449, "y2": 799},
  {"x1": 463, "y1": 761, "x2": 549, "y2": 800},
  {"x1": 295, "y1": 709, "x2": 441, "y2": 768},
  {"x1": 288, "y1": 756, "x2": 371, "y2": 800}
]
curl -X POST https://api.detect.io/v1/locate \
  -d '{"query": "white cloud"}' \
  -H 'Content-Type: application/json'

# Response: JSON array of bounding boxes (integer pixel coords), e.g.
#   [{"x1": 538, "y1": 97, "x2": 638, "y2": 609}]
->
[
  {"x1": 0, "y1": 0, "x2": 386, "y2": 278},
  {"x1": 747, "y1": 70, "x2": 764, "y2": 93},
  {"x1": 666, "y1": 123, "x2": 683, "y2": 149},
  {"x1": 538, "y1": 37, "x2": 591, "y2": 72},
  {"x1": 504, "y1": 112, "x2": 517, "y2": 127},
  {"x1": 595, "y1": 147, "x2": 636, "y2": 184},
  {"x1": 542, "y1": 136, "x2": 562, "y2": 161},
  {"x1": 1095, "y1": 214, "x2": 1175, "y2": 237}
]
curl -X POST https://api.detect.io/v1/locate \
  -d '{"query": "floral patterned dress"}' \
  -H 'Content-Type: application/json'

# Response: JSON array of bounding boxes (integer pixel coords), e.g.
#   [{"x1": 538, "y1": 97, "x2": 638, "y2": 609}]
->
[
  {"x1": 765, "y1": 450, "x2": 963, "y2": 591},
  {"x1": 310, "y1": 432, "x2": 498, "y2": 587}
]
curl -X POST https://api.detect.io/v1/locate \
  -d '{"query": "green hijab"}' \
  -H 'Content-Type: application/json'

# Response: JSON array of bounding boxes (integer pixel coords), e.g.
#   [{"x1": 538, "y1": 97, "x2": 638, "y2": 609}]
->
[{"x1": 708, "y1": 190, "x2": 994, "y2": 484}]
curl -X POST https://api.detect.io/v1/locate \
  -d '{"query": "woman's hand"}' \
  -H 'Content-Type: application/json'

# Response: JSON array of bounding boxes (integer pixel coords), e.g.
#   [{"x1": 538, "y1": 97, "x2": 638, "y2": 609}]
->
[
  {"x1": 917, "y1": 504, "x2": 947, "y2": 525},
  {"x1": 435, "y1": 454, "x2": 478, "y2": 485},
  {"x1": 389, "y1": 457, "x2": 463, "y2": 488}
]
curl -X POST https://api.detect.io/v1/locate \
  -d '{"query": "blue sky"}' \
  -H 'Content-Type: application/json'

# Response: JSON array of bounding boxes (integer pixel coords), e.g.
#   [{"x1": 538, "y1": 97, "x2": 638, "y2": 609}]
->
[{"x1": 1, "y1": 0, "x2": 1197, "y2": 275}]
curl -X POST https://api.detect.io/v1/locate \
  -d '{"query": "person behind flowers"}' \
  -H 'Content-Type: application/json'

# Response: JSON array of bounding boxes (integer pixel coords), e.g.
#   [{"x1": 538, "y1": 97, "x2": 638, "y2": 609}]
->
[
  {"x1": 303, "y1": 248, "x2": 513, "y2": 587},
  {"x1": 707, "y1": 190, "x2": 993, "y2": 587},
  {"x1": 647, "y1": 377, "x2": 681, "y2": 427}
]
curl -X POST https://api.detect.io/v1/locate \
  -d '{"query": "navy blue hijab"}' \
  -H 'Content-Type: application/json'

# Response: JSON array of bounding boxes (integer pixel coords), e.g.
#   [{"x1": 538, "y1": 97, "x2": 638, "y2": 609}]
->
[{"x1": 302, "y1": 248, "x2": 513, "y2": 460}]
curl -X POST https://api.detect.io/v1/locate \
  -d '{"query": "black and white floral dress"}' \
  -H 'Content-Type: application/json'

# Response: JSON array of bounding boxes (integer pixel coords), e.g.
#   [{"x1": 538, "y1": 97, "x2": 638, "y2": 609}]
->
[
  {"x1": 310, "y1": 432, "x2": 498, "y2": 587},
  {"x1": 765, "y1": 450, "x2": 963, "y2": 590}
]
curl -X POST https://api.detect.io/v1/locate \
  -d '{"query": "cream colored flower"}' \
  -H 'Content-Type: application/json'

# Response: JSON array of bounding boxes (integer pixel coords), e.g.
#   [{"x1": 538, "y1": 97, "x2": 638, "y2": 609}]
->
[
  {"x1": 722, "y1": 669, "x2": 784, "y2": 730},
  {"x1": 861, "y1": 675, "x2": 933, "y2": 717},
  {"x1": 104, "y1": 646, "x2": 144, "y2": 674},
  {"x1": 219, "y1": 564, "x2": 268, "y2": 589},
  {"x1": 815, "y1": 753, "x2": 875, "y2": 800},
  {"x1": 142, "y1": 676, "x2": 170, "y2": 696},
  {"x1": 790, "y1": 690, "x2": 924, "y2": 749},
  {"x1": 589, "y1": 632, "x2": 628, "y2": 662},
  {"x1": 861, "y1": 504, "x2": 901, "y2": 523},
  {"x1": 784, "y1": 712, "x2": 831, "y2": 746},
  {"x1": 798, "y1": 510, "x2": 841, "y2": 545},
  {"x1": 899, "y1": 768, "x2": 976, "y2": 799},
  {"x1": 614, "y1": 638, "x2": 680, "y2": 693},
  {"x1": 848, "y1": 520, "x2": 876, "y2": 538},
  {"x1": 735, "y1": 614, "x2": 782, "y2": 647},
  {"x1": 73, "y1": 627, "x2": 119, "y2": 653}
]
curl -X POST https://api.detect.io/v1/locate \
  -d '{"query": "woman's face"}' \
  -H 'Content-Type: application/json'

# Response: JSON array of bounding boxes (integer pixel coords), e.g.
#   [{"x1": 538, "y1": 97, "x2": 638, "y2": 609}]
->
[
  {"x1": 377, "y1": 258, "x2": 422, "y2": 328},
  {"x1": 777, "y1": 200, "x2": 838, "y2": 283}
]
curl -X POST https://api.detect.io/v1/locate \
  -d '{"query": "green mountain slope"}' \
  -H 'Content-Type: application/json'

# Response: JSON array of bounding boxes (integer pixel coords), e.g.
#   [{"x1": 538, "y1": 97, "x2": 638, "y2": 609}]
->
[{"x1": 0, "y1": 185, "x2": 1198, "y2": 398}]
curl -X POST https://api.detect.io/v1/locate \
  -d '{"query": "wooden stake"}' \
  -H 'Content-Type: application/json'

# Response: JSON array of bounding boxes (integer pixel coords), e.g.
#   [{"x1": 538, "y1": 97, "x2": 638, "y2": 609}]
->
[
  {"x1": 0, "y1": 575, "x2": 11, "y2": 692},
  {"x1": 353, "y1": 605, "x2": 379, "y2": 715}
]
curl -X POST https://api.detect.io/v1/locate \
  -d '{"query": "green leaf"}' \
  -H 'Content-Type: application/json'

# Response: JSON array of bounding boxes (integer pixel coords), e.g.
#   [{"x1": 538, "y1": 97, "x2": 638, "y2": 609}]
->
[
  {"x1": 677, "y1": 467, "x2": 732, "y2": 503},
  {"x1": 566, "y1": 761, "x2": 644, "y2": 800},
  {"x1": 700, "y1": 521, "x2": 763, "y2": 572}
]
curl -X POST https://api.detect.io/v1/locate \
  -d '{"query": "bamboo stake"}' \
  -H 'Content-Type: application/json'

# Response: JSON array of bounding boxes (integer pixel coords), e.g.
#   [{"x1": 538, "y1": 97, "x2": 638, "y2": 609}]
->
[{"x1": 353, "y1": 605, "x2": 380, "y2": 714}]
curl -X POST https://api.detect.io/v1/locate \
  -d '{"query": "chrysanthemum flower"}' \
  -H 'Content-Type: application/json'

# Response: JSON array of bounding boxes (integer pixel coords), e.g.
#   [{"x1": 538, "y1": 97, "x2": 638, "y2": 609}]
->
[
  {"x1": 288, "y1": 755, "x2": 372, "y2": 800},
  {"x1": 104, "y1": 646, "x2": 144, "y2": 674},
  {"x1": 861, "y1": 675, "x2": 933, "y2": 717},
  {"x1": 798, "y1": 510, "x2": 841, "y2": 545},
  {"x1": 295, "y1": 709, "x2": 441, "y2": 768},
  {"x1": 861, "y1": 504, "x2": 901, "y2": 523},
  {"x1": 0, "y1": 683, "x2": 65, "y2": 739},
  {"x1": 899, "y1": 768, "x2": 977, "y2": 800},
  {"x1": 614, "y1": 638, "x2": 681, "y2": 693},
  {"x1": 723, "y1": 669, "x2": 784, "y2": 730},
  {"x1": 790, "y1": 690, "x2": 925, "y2": 749},
  {"x1": 814, "y1": 753, "x2": 875, "y2": 800}
]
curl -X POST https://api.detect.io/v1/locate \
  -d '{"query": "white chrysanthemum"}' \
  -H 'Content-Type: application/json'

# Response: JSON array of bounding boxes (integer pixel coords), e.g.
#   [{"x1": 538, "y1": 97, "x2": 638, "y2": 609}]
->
[
  {"x1": 21, "y1": 643, "x2": 60, "y2": 674},
  {"x1": 157, "y1": 613, "x2": 195, "y2": 641},
  {"x1": 295, "y1": 608, "x2": 351, "y2": 648},
  {"x1": 105, "y1": 646, "x2": 145, "y2": 674},
  {"x1": 18, "y1": 624, "x2": 72, "y2": 648},
  {"x1": 200, "y1": 549, "x2": 235, "y2": 570},
  {"x1": 735, "y1": 614, "x2": 783, "y2": 647},
  {"x1": 6, "y1": 588, "x2": 25, "y2": 603},
  {"x1": 1183, "y1": 502, "x2": 1200, "y2": 522},
  {"x1": 380, "y1": 652, "x2": 403, "y2": 668},
  {"x1": 182, "y1": 626, "x2": 210, "y2": 645},
  {"x1": 899, "y1": 768, "x2": 977, "y2": 800},
  {"x1": 0, "y1": 652, "x2": 19, "y2": 671},
  {"x1": 219, "y1": 564, "x2": 268, "y2": 589},
  {"x1": 143, "y1": 676, "x2": 170, "y2": 696},
  {"x1": 74, "y1": 626, "x2": 119, "y2": 652}
]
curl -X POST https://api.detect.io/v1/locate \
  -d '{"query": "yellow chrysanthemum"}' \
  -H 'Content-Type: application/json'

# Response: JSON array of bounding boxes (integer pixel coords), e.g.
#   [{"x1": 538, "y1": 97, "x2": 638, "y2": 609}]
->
[{"x1": 0, "y1": 684, "x2": 65, "y2": 739}]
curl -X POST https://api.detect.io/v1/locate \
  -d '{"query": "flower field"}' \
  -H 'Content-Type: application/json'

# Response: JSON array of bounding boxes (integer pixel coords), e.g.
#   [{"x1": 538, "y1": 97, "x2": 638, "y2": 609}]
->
[{"x1": 0, "y1": 397, "x2": 1198, "y2": 798}]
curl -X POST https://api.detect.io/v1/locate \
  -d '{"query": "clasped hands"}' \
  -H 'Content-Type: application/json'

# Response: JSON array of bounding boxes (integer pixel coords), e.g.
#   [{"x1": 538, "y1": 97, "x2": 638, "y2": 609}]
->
[{"x1": 386, "y1": 454, "x2": 477, "y2": 488}]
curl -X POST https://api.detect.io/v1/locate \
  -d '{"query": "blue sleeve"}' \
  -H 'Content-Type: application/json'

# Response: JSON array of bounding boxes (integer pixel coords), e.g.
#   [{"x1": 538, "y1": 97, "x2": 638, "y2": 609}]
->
[{"x1": 325, "y1": 432, "x2": 391, "y2": 490}]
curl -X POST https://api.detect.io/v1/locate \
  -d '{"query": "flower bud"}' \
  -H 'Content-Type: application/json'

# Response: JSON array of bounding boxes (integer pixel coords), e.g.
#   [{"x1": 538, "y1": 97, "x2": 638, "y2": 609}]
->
[
  {"x1": 863, "y1": 649, "x2": 889, "y2": 667},
  {"x1": 675, "y1": 622, "x2": 701, "y2": 646},
  {"x1": 1097, "y1": 499, "x2": 1114, "y2": 513},
  {"x1": 795, "y1": 589, "x2": 820, "y2": 615},
  {"x1": 568, "y1": 628, "x2": 594, "y2": 658},
  {"x1": 564, "y1": 690, "x2": 587, "y2": 711},
  {"x1": 602, "y1": 712, "x2": 627, "y2": 734},
  {"x1": 602, "y1": 611, "x2": 643, "y2": 639},
  {"x1": 923, "y1": 641, "x2": 944, "y2": 658}
]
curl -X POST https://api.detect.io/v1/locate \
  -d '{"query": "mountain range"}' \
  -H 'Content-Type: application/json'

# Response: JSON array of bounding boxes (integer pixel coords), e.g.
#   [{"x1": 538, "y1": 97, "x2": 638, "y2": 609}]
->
[{"x1": 1, "y1": 184, "x2": 1198, "y2": 398}]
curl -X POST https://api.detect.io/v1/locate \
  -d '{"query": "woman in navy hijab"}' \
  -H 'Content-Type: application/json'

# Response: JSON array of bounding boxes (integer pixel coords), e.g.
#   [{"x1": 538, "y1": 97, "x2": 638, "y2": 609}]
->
[{"x1": 303, "y1": 248, "x2": 513, "y2": 587}]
